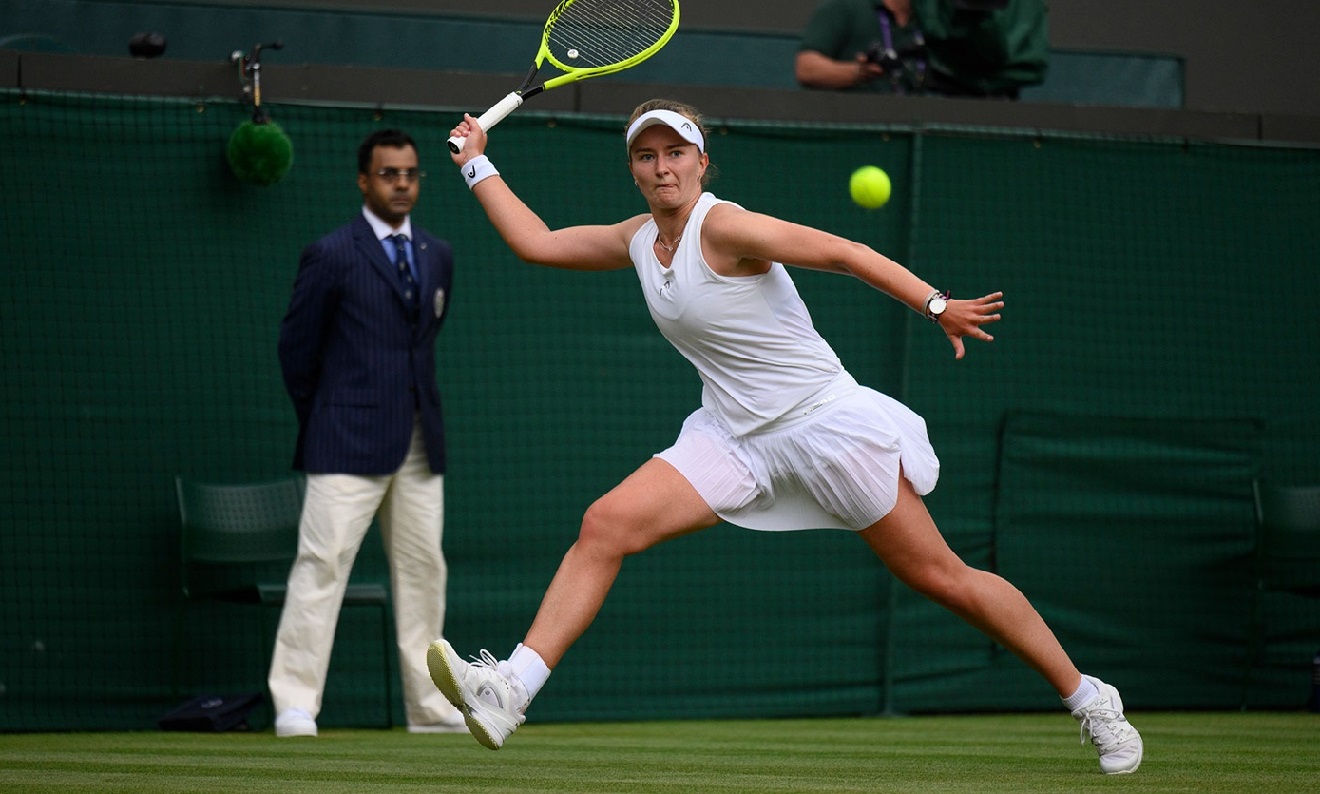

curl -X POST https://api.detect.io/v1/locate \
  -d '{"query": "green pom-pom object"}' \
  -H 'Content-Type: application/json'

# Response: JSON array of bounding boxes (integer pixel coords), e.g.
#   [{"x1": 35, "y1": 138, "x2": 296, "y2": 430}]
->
[{"x1": 226, "y1": 120, "x2": 294, "y2": 186}]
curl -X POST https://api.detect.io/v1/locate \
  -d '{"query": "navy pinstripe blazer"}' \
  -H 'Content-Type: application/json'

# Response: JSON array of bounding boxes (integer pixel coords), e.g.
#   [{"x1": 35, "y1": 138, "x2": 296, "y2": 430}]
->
[{"x1": 279, "y1": 214, "x2": 454, "y2": 475}]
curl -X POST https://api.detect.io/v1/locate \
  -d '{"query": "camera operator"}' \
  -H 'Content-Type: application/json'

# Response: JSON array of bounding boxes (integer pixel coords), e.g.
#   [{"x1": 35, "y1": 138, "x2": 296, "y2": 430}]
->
[
  {"x1": 795, "y1": 0, "x2": 1047, "y2": 99},
  {"x1": 796, "y1": 0, "x2": 926, "y2": 94}
]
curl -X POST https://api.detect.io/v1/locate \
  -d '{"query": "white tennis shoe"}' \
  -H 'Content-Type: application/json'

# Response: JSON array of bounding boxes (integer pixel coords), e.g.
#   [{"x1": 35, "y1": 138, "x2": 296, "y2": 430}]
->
[
  {"x1": 427, "y1": 640, "x2": 528, "y2": 750},
  {"x1": 1072, "y1": 675, "x2": 1143, "y2": 774},
  {"x1": 274, "y1": 708, "x2": 317, "y2": 738}
]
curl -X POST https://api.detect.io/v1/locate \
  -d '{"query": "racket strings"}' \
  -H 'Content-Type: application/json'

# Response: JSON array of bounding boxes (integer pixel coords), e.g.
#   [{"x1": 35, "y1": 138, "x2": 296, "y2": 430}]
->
[{"x1": 547, "y1": 0, "x2": 676, "y2": 69}]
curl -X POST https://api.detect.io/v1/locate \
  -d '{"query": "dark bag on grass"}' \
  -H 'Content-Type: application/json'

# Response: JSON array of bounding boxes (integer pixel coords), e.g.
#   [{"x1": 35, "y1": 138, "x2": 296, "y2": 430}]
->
[{"x1": 158, "y1": 692, "x2": 262, "y2": 732}]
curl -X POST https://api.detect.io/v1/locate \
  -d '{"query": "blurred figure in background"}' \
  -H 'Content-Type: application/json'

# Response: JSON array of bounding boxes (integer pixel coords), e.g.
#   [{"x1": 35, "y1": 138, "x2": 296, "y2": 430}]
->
[{"x1": 796, "y1": 0, "x2": 1048, "y2": 99}]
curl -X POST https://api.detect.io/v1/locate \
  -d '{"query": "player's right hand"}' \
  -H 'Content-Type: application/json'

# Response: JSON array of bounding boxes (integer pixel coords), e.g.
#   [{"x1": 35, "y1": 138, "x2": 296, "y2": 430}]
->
[{"x1": 449, "y1": 114, "x2": 487, "y2": 165}]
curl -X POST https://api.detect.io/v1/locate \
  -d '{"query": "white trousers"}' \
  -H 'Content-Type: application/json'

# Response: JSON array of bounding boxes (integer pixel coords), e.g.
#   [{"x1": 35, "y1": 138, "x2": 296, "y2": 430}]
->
[{"x1": 268, "y1": 422, "x2": 459, "y2": 726}]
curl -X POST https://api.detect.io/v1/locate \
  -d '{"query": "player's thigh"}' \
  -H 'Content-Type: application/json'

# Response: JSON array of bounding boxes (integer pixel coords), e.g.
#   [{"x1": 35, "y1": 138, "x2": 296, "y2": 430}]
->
[
  {"x1": 584, "y1": 457, "x2": 719, "y2": 554},
  {"x1": 857, "y1": 475, "x2": 964, "y2": 590}
]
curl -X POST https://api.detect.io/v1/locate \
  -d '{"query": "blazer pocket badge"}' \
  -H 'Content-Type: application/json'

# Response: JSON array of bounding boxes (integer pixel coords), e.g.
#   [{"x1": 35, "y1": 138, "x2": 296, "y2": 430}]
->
[{"x1": 433, "y1": 288, "x2": 446, "y2": 318}]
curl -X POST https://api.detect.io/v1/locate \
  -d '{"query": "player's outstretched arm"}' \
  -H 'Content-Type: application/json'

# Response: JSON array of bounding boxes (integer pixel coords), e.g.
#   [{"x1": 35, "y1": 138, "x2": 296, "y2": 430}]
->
[
  {"x1": 705, "y1": 204, "x2": 1003, "y2": 359},
  {"x1": 449, "y1": 114, "x2": 633, "y2": 272}
]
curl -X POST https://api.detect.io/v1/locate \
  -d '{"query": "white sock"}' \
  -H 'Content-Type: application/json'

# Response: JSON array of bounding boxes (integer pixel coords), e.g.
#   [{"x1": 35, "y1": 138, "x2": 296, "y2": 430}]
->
[
  {"x1": 507, "y1": 643, "x2": 551, "y2": 702},
  {"x1": 1062, "y1": 675, "x2": 1099, "y2": 712}
]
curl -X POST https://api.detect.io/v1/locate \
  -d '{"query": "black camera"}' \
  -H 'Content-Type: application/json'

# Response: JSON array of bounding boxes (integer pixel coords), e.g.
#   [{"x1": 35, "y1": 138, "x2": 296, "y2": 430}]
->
[
  {"x1": 865, "y1": 31, "x2": 926, "y2": 71},
  {"x1": 865, "y1": 42, "x2": 902, "y2": 71}
]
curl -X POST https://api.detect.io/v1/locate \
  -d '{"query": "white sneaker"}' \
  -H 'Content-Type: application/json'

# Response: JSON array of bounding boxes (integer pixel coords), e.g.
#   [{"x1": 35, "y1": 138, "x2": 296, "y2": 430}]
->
[
  {"x1": 274, "y1": 708, "x2": 317, "y2": 738},
  {"x1": 427, "y1": 640, "x2": 528, "y2": 750},
  {"x1": 1072, "y1": 675, "x2": 1143, "y2": 774}
]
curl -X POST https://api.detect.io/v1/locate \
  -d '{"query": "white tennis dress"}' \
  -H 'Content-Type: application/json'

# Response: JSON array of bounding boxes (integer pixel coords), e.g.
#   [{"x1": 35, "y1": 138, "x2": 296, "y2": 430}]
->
[{"x1": 631, "y1": 192, "x2": 939, "y2": 531}]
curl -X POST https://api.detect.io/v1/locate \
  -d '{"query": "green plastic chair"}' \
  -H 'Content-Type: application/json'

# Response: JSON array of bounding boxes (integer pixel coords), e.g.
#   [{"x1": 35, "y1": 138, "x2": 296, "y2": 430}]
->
[{"x1": 173, "y1": 475, "x2": 393, "y2": 727}]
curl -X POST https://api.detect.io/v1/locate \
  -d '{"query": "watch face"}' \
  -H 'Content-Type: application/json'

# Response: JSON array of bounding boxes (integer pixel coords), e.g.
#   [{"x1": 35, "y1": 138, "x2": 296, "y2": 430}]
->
[{"x1": 928, "y1": 297, "x2": 947, "y2": 316}]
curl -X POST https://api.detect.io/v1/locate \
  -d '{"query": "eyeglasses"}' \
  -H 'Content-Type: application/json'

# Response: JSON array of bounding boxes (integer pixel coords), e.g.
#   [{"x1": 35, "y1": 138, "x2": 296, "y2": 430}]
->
[{"x1": 374, "y1": 167, "x2": 426, "y2": 183}]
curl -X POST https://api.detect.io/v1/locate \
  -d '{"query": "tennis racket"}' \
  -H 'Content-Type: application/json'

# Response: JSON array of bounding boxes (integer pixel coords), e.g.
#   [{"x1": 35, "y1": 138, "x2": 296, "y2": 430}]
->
[{"x1": 448, "y1": 0, "x2": 680, "y2": 153}]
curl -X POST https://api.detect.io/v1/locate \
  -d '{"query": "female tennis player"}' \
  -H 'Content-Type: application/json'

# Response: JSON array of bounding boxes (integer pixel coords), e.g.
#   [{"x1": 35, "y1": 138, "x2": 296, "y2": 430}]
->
[{"x1": 429, "y1": 98, "x2": 1142, "y2": 774}]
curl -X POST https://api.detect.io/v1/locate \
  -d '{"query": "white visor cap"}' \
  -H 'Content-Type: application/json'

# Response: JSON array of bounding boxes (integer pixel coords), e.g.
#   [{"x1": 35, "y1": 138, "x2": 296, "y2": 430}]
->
[{"x1": 625, "y1": 109, "x2": 705, "y2": 153}]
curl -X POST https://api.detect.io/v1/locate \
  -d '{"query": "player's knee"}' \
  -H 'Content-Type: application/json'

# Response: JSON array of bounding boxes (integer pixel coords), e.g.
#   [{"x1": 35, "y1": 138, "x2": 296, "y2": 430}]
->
[
  {"x1": 580, "y1": 498, "x2": 630, "y2": 553},
  {"x1": 577, "y1": 497, "x2": 642, "y2": 556},
  {"x1": 904, "y1": 565, "x2": 973, "y2": 611},
  {"x1": 911, "y1": 566, "x2": 1011, "y2": 619}
]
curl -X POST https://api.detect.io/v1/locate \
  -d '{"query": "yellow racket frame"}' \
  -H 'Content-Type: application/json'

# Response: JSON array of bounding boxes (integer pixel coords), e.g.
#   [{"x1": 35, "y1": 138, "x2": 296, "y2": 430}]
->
[
  {"x1": 540, "y1": 0, "x2": 681, "y2": 87},
  {"x1": 449, "y1": 0, "x2": 680, "y2": 153}
]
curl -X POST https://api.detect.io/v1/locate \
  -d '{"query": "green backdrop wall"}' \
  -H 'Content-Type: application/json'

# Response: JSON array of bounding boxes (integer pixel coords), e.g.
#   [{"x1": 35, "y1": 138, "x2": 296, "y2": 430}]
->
[{"x1": 2, "y1": 91, "x2": 1317, "y2": 731}]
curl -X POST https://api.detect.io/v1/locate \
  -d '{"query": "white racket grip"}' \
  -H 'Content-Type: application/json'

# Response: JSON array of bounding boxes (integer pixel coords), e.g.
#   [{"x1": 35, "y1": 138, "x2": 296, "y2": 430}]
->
[{"x1": 448, "y1": 92, "x2": 525, "y2": 153}]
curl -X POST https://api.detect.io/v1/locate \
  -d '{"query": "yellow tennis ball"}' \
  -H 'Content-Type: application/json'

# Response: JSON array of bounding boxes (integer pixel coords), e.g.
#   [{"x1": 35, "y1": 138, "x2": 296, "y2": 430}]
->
[{"x1": 849, "y1": 165, "x2": 891, "y2": 209}]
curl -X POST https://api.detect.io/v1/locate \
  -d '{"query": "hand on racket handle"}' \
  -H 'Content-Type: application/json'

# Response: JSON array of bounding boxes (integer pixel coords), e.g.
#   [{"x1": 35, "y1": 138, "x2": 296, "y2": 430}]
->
[
  {"x1": 449, "y1": 113, "x2": 489, "y2": 165},
  {"x1": 448, "y1": 93, "x2": 524, "y2": 154}
]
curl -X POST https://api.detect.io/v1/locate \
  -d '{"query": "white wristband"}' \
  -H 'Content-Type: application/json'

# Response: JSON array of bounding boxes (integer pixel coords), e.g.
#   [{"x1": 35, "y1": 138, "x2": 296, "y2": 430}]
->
[{"x1": 461, "y1": 155, "x2": 499, "y2": 189}]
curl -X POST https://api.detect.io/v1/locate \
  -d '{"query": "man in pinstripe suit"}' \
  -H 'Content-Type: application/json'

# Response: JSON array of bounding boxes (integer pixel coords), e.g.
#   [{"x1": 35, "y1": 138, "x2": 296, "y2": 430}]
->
[{"x1": 269, "y1": 129, "x2": 463, "y2": 737}]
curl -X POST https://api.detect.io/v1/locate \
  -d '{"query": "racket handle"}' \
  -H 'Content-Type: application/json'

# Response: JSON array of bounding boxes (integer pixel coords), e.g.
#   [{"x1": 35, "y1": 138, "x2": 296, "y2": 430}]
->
[{"x1": 448, "y1": 92, "x2": 525, "y2": 154}]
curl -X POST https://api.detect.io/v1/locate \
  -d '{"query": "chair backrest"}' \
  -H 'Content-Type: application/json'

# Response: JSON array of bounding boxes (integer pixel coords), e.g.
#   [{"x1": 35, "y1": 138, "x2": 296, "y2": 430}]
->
[
  {"x1": 1253, "y1": 480, "x2": 1320, "y2": 591},
  {"x1": 175, "y1": 475, "x2": 305, "y2": 601}
]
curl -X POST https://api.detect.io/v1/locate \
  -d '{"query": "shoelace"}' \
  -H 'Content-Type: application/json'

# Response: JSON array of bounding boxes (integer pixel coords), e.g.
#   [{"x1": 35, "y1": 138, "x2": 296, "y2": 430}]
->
[
  {"x1": 1077, "y1": 700, "x2": 1134, "y2": 751},
  {"x1": 463, "y1": 650, "x2": 510, "y2": 710},
  {"x1": 465, "y1": 649, "x2": 529, "y2": 717},
  {"x1": 468, "y1": 649, "x2": 501, "y2": 670}
]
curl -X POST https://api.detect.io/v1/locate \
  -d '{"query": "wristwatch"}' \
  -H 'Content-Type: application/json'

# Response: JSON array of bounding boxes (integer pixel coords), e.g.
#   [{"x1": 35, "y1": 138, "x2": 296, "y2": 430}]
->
[{"x1": 924, "y1": 290, "x2": 949, "y2": 322}]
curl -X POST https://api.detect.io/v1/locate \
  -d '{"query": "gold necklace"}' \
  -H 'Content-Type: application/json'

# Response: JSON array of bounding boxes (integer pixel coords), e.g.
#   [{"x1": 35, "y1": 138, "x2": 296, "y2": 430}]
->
[{"x1": 656, "y1": 233, "x2": 682, "y2": 253}]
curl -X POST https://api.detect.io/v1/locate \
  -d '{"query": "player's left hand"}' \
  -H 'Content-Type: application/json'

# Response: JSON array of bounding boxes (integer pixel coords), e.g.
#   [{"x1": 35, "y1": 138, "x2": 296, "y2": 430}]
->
[{"x1": 939, "y1": 291, "x2": 1003, "y2": 359}]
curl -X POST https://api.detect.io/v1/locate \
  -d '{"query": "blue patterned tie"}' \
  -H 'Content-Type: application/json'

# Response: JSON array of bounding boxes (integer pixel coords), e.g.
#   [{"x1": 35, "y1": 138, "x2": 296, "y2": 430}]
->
[{"x1": 390, "y1": 234, "x2": 418, "y2": 310}]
